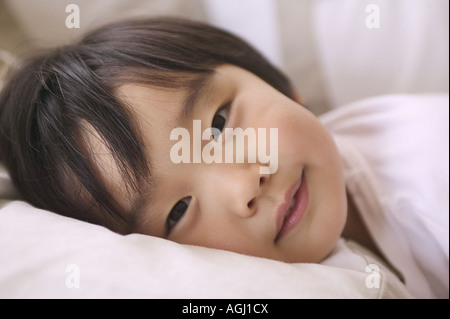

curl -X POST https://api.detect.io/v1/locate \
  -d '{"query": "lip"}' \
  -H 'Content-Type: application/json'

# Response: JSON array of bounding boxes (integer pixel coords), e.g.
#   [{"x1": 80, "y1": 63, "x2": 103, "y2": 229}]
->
[{"x1": 275, "y1": 171, "x2": 309, "y2": 242}]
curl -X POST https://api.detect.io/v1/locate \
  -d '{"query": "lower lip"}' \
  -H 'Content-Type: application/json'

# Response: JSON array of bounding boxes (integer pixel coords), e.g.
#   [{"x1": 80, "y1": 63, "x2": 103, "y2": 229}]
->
[{"x1": 276, "y1": 173, "x2": 309, "y2": 242}]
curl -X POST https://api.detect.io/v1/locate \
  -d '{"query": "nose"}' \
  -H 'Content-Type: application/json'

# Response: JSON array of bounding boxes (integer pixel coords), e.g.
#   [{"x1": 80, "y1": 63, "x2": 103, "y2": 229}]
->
[
  {"x1": 205, "y1": 165, "x2": 270, "y2": 218},
  {"x1": 246, "y1": 174, "x2": 268, "y2": 210}
]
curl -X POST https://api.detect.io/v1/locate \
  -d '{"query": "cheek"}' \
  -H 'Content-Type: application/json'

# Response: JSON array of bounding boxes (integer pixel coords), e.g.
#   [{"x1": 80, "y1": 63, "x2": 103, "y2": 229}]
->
[
  {"x1": 279, "y1": 108, "x2": 347, "y2": 262},
  {"x1": 282, "y1": 191, "x2": 347, "y2": 264},
  {"x1": 179, "y1": 221, "x2": 267, "y2": 257},
  {"x1": 275, "y1": 107, "x2": 328, "y2": 163}
]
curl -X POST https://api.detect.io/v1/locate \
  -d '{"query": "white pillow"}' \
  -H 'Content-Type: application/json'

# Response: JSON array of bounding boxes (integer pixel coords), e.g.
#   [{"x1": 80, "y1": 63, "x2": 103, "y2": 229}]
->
[{"x1": 0, "y1": 164, "x2": 411, "y2": 298}]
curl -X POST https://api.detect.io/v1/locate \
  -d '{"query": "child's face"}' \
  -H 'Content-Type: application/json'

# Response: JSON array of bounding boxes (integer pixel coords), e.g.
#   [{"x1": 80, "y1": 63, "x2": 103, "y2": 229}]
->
[{"x1": 109, "y1": 64, "x2": 347, "y2": 263}]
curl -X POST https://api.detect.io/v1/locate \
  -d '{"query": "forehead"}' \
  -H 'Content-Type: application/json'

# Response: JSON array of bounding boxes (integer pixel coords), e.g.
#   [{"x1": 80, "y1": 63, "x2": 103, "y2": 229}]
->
[
  {"x1": 118, "y1": 84, "x2": 185, "y2": 123},
  {"x1": 117, "y1": 70, "x2": 214, "y2": 122}
]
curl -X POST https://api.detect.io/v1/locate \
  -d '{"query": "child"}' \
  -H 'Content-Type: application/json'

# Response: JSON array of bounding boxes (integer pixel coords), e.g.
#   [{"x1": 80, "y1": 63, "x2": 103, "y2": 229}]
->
[{"x1": 0, "y1": 17, "x2": 447, "y2": 298}]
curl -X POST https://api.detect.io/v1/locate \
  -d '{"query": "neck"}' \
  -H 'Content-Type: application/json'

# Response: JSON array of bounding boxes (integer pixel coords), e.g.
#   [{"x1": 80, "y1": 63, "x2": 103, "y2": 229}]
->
[
  {"x1": 342, "y1": 190, "x2": 383, "y2": 258},
  {"x1": 342, "y1": 190, "x2": 403, "y2": 281}
]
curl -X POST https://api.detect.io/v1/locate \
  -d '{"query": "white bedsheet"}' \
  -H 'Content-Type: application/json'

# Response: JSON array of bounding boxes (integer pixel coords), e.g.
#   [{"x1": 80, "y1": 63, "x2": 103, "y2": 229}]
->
[
  {"x1": 321, "y1": 93, "x2": 449, "y2": 298},
  {"x1": 0, "y1": 197, "x2": 411, "y2": 298}
]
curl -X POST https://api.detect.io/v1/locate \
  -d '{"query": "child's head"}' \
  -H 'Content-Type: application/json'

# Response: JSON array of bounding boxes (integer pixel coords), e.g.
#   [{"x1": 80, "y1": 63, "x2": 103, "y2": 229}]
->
[{"x1": 0, "y1": 18, "x2": 347, "y2": 263}]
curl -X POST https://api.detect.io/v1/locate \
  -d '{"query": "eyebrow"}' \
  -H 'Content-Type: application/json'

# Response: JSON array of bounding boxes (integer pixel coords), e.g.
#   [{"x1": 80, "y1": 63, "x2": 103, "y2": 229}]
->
[{"x1": 178, "y1": 71, "x2": 215, "y2": 123}]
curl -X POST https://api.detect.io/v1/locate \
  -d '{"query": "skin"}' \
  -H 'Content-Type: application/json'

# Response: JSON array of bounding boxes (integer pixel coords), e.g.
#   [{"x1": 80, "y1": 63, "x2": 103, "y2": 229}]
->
[{"x1": 106, "y1": 64, "x2": 352, "y2": 263}]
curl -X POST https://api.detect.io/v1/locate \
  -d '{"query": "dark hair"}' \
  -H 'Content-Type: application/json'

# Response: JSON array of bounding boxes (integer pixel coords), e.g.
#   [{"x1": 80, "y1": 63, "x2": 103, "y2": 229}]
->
[{"x1": 0, "y1": 17, "x2": 295, "y2": 234}]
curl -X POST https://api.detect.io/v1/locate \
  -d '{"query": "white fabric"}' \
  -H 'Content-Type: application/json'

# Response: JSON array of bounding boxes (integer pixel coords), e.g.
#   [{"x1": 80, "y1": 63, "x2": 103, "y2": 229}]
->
[
  {"x1": 0, "y1": 199, "x2": 411, "y2": 298},
  {"x1": 320, "y1": 93, "x2": 449, "y2": 298},
  {"x1": 313, "y1": 0, "x2": 449, "y2": 108}
]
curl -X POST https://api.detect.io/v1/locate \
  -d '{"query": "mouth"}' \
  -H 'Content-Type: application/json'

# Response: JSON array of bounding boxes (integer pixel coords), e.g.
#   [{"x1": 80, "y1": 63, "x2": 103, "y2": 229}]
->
[{"x1": 274, "y1": 171, "x2": 309, "y2": 242}]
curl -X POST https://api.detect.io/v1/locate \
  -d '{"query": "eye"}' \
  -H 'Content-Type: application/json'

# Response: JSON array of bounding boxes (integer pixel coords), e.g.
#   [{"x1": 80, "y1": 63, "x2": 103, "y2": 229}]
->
[
  {"x1": 166, "y1": 196, "x2": 191, "y2": 233},
  {"x1": 211, "y1": 103, "x2": 230, "y2": 140}
]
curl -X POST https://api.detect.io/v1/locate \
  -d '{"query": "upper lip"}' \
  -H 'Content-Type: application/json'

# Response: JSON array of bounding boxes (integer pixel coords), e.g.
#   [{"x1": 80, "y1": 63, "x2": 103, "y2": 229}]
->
[{"x1": 275, "y1": 172, "x2": 303, "y2": 241}]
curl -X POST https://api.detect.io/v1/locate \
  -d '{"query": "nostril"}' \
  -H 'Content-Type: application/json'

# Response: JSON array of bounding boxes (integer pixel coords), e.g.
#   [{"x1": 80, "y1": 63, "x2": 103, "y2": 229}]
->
[
  {"x1": 259, "y1": 177, "x2": 265, "y2": 185},
  {"x1": 247, "y1": 199, "x2": 255, "y2": 209}
]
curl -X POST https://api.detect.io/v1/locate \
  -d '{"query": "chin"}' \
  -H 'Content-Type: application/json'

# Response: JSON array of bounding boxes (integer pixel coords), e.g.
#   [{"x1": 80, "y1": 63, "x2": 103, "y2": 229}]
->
[{"x1": 289, "y1": 230, "x2": 345, "y2": 263}]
